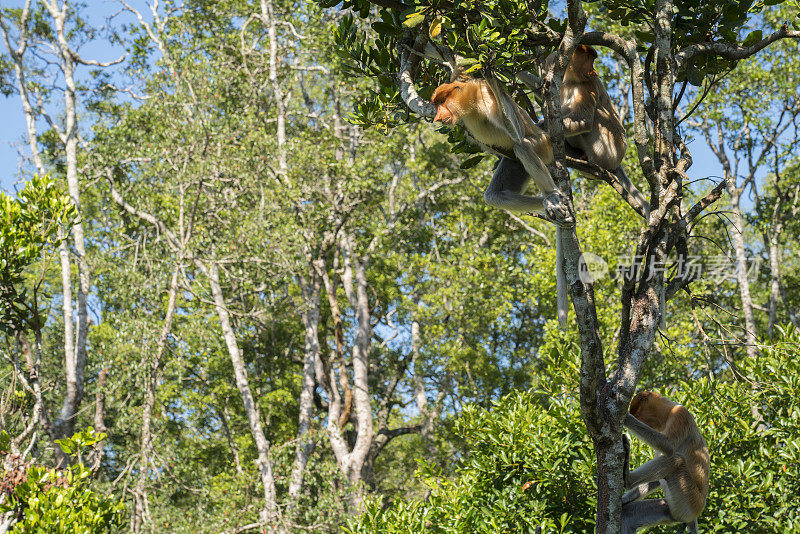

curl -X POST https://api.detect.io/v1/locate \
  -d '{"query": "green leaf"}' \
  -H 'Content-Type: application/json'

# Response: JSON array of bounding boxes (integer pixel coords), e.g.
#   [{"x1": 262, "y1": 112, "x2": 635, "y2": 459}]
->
[
  {"x1": 403, "y1": 11, "x2": 425, "y2": 28},
  {"x1": 742, "y1": 29, "x2": 763, "y2": 48},
  {"x1": 460, "y1": 155, "x2": 484, "y2": 169}
]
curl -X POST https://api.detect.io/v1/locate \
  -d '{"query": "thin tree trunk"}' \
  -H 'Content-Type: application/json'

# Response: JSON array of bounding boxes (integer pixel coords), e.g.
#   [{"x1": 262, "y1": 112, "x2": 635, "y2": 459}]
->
[
  {"x1": 89, "y1": 368, "x2": 108, "y2": 472},
  {"x1": 217, "y1": 399, "x2": 243, "y2": 475},
  {"x1": 726, "y1": 178, "x2": 760, "y2": 361},
  {"x1": 288, "y1": 273, "x2": 321, "y2": 504},
  {"x1": 340, "y1": 236, "x2": 374, "y2": 510},
  {"x1": 766, "y1": 231, "x2": 781, "y2": 340},
  {"x1": 261, "y1": 0, "x2": 287, "y2": 176},
  {"x1": 132, "y1": 268, "x2": 181, "y2": 533},
  {"x1": 205, "y1": 261, "x2": 280, "y2": 529},
  {"x1": 38, "y1": 0, "x2": 91, "y2": 443}
]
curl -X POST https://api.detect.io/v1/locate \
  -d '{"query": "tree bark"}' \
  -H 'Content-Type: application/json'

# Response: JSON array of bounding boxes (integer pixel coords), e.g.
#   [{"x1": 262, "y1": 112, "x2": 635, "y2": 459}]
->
[
  {"x1": 766, "y1": 231, "x2": 781, "y2": 340},
  {"x1": 260, "y1": 0, "x2": 287, "y2": 176},
  {"x1": 205, "y1": 261, "x2": 280, "y2": 529},
  {"x1": 725, "y1": 178, "x2": 760, "y2": 361},
  {"x1": 288, "y1": 272, "x2": 322, "y2": 506},
  {"x1": 132, "y1": 268, "x2": 181, "y2": 533},
  {"x1": 41, "y1": 0, "x2": 91, "y2": 444}
]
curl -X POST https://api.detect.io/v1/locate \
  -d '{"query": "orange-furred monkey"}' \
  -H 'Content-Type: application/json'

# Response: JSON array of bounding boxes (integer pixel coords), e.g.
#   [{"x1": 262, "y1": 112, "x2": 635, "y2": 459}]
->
[
  {"x1": 559, "y1": 45, "x2": 650, "y2": 218},
  {"x1": 431, "y1": 77, "x2": 570, "y2": 327},
  {"x1": 622, "y1": 391, "x2": 710, "y2": 534},
  {"x1": 431, "y1": 78, "x2": 557, "y2": 212}
]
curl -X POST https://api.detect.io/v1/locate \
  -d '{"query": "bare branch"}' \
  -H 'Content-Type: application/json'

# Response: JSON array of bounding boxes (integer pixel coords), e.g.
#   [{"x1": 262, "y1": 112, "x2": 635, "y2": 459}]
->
[
  {"x1": 71, "y1": 51, "x2": 126, "y2": 67},
  {"x1": 398, "y1": 32, "x2": 436, "y2": 119},
  {"x1": 676, "y1": 23, "x2": 800, "y2": 67},
  {"x1": 566, "y1": 156, "x2": 650, "y2": 219},
  {"x1": 683, "y1": 181, "x2": 726, "y2": 225}
]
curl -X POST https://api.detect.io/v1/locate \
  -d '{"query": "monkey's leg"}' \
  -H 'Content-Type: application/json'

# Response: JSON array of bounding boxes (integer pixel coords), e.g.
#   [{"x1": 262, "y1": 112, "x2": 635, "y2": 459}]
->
[
  {"x1": 622, "y1": 481, "x2": 661, "y2": 504},
  {"x1": 485, "y1": 158, "x2": 570, "y2": 328},
  {"x1": 513, "y1": 139, "x2": 556, "y2": 192},
  {"x1": 622, "y1": 499, "x2": 673, "y2": 534},
  {"x1": 483, "y1": 157, "x2": 545, "y2": 213},
  {"x1": 626, "y1": 456, "x2": 674, "y2": 489}
]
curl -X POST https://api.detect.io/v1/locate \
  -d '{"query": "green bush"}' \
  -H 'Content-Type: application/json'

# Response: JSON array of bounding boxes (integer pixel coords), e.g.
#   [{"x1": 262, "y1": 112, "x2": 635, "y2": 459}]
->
[
  {"x1": 0, "y1": 429, "x2": 125, "y2": 533},
  {"x1": 345, "y1": 326, "x2": 800, "y2": 533},
  {"x1": 345, "y1": 391, "x2": 596, "y2": 534}
]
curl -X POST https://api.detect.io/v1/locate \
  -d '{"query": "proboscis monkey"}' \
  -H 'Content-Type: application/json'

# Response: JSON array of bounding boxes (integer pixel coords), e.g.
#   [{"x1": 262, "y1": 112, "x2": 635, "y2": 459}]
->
[
  {"x1": 622, "y1": 391, "x2": 710, "y2": 534},
  {"x1": 559, "y1": 45, "x2": 651, "y2": 219},
  {"x1": 431, "y1": 76, "x2": 571, "y2": 326}
]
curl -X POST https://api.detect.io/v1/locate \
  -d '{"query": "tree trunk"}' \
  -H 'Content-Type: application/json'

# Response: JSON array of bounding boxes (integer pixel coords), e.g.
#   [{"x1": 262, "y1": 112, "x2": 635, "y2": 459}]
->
[
  {"x1": 726, "y1": 179, "x2": 760, "y2": 360},
  {"x1": 205, "y1": 261, "x2": 280, "y2": 529},
  {"x1": 41, "y1": 0, "x2": 91, "y2": 444},
  {"x1": 341, "y1": 237, "x2": 374, "y2": 510},
  {"x1": 132, "y1": 268, "x2": 181, "y2": 533},
  {"x1": 288, "y1": 273, "x2": 322, "y2": 506},
  {"x1": 261, "y1": 0, "x2": 287, "y2": 176},
  {"x1": 765, "y1": 231, "x2": 781, "y2": 340},
  {"x1": 217, "y1": 399, "x2": 244, "y2": 475}
]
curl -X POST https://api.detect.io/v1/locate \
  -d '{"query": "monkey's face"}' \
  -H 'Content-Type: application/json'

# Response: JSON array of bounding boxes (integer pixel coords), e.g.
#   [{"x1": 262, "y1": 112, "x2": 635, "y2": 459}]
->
[
  {"x1": 431, "y1": 83, "x2": 464, "y2": 125},
  {"x1": 564, "y1": 45, "x2": 598, "y2": 82},
  {"x1": 578, "y1": 56, "x2": 598, "y2": 80},
  {"x1": 630, "y1": 391, "x2": 665, "y2": 430}
]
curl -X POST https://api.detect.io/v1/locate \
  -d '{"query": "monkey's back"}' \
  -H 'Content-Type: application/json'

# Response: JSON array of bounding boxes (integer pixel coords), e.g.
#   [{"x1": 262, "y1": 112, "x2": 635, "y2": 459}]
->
[
  {"x1": 664, "y1": 407, "x2": 711, "y2": 522},
  {"x1": 461, "y1": 80, "x2": 552, "y2": 163},
  {"x1": 583, "y1": 83, "x2": 627, "y2": 170}
]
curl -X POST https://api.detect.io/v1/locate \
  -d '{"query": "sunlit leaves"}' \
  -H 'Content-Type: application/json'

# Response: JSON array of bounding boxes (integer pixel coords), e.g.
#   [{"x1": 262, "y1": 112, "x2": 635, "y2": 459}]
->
[{"x1": 0, "y1": 174, "x2": 76, "y2": 334}]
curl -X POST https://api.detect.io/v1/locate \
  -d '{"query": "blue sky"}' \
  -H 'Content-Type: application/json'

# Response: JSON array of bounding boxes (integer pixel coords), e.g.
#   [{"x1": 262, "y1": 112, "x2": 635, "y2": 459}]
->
[{"x1": 0, "y1": 1, "x2": 137, "y2": 193}]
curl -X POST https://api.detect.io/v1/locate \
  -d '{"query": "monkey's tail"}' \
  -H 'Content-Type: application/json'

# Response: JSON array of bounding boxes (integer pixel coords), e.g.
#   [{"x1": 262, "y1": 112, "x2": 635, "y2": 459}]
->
[{"x1": 556, "y1": 229, "x2": 568, "y2": 328}]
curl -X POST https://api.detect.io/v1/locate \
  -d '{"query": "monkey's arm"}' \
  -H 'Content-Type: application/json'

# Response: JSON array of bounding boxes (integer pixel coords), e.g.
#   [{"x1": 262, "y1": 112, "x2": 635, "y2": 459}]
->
[
  {"x1": 485, "y1": 76, "x2": 527, "y2": 144},
  {"x1": 561, "y1": 93, "x2": 597, "y2": 137},
  {"x1": 624, "y1": 414, "x2": 675, "y2": 456}
]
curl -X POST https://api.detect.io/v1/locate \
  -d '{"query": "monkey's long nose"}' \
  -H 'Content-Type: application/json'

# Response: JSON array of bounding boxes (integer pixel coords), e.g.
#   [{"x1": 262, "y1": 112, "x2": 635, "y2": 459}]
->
[{"x1": 433, "y1": 107, "x2": 450, "y2": 124}]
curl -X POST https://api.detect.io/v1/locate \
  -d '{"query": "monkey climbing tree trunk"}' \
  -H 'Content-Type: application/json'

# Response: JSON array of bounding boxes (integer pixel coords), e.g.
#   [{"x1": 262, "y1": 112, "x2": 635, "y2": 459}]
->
[
  {"x1": 205, "y1": 261, "x2": 280, "y2": 530},
  {"x1": 348, "y1": 0, "x2": 800, "y2": 530}
]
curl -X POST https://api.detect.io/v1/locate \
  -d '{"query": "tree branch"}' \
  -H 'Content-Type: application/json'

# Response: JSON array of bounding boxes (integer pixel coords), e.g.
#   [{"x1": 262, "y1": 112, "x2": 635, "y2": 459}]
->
[{"x1": 676, "y1": 23, "x2": 800, "y2": 67}]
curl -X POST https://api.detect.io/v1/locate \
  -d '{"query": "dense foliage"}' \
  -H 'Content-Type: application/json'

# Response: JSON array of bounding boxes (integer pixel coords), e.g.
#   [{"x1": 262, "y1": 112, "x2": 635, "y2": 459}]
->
[
  {"x1": 348, "y1": 328, "x2": 800, "y2": 533},
  {"x1": 0, "y1": 0, "x2": 798, "y2": 532}
]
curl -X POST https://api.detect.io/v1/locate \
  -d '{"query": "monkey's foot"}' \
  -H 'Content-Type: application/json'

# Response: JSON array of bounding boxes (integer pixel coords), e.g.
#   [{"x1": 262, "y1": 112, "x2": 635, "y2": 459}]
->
[{"x1": 542, "y1": 192, "x2": 575, "y2": 227}]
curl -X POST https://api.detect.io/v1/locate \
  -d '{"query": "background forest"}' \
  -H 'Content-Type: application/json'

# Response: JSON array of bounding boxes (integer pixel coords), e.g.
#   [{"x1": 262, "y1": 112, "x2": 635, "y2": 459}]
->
[{"x1": 1, "y1": 0, "x2": 799, "y2": 533}]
